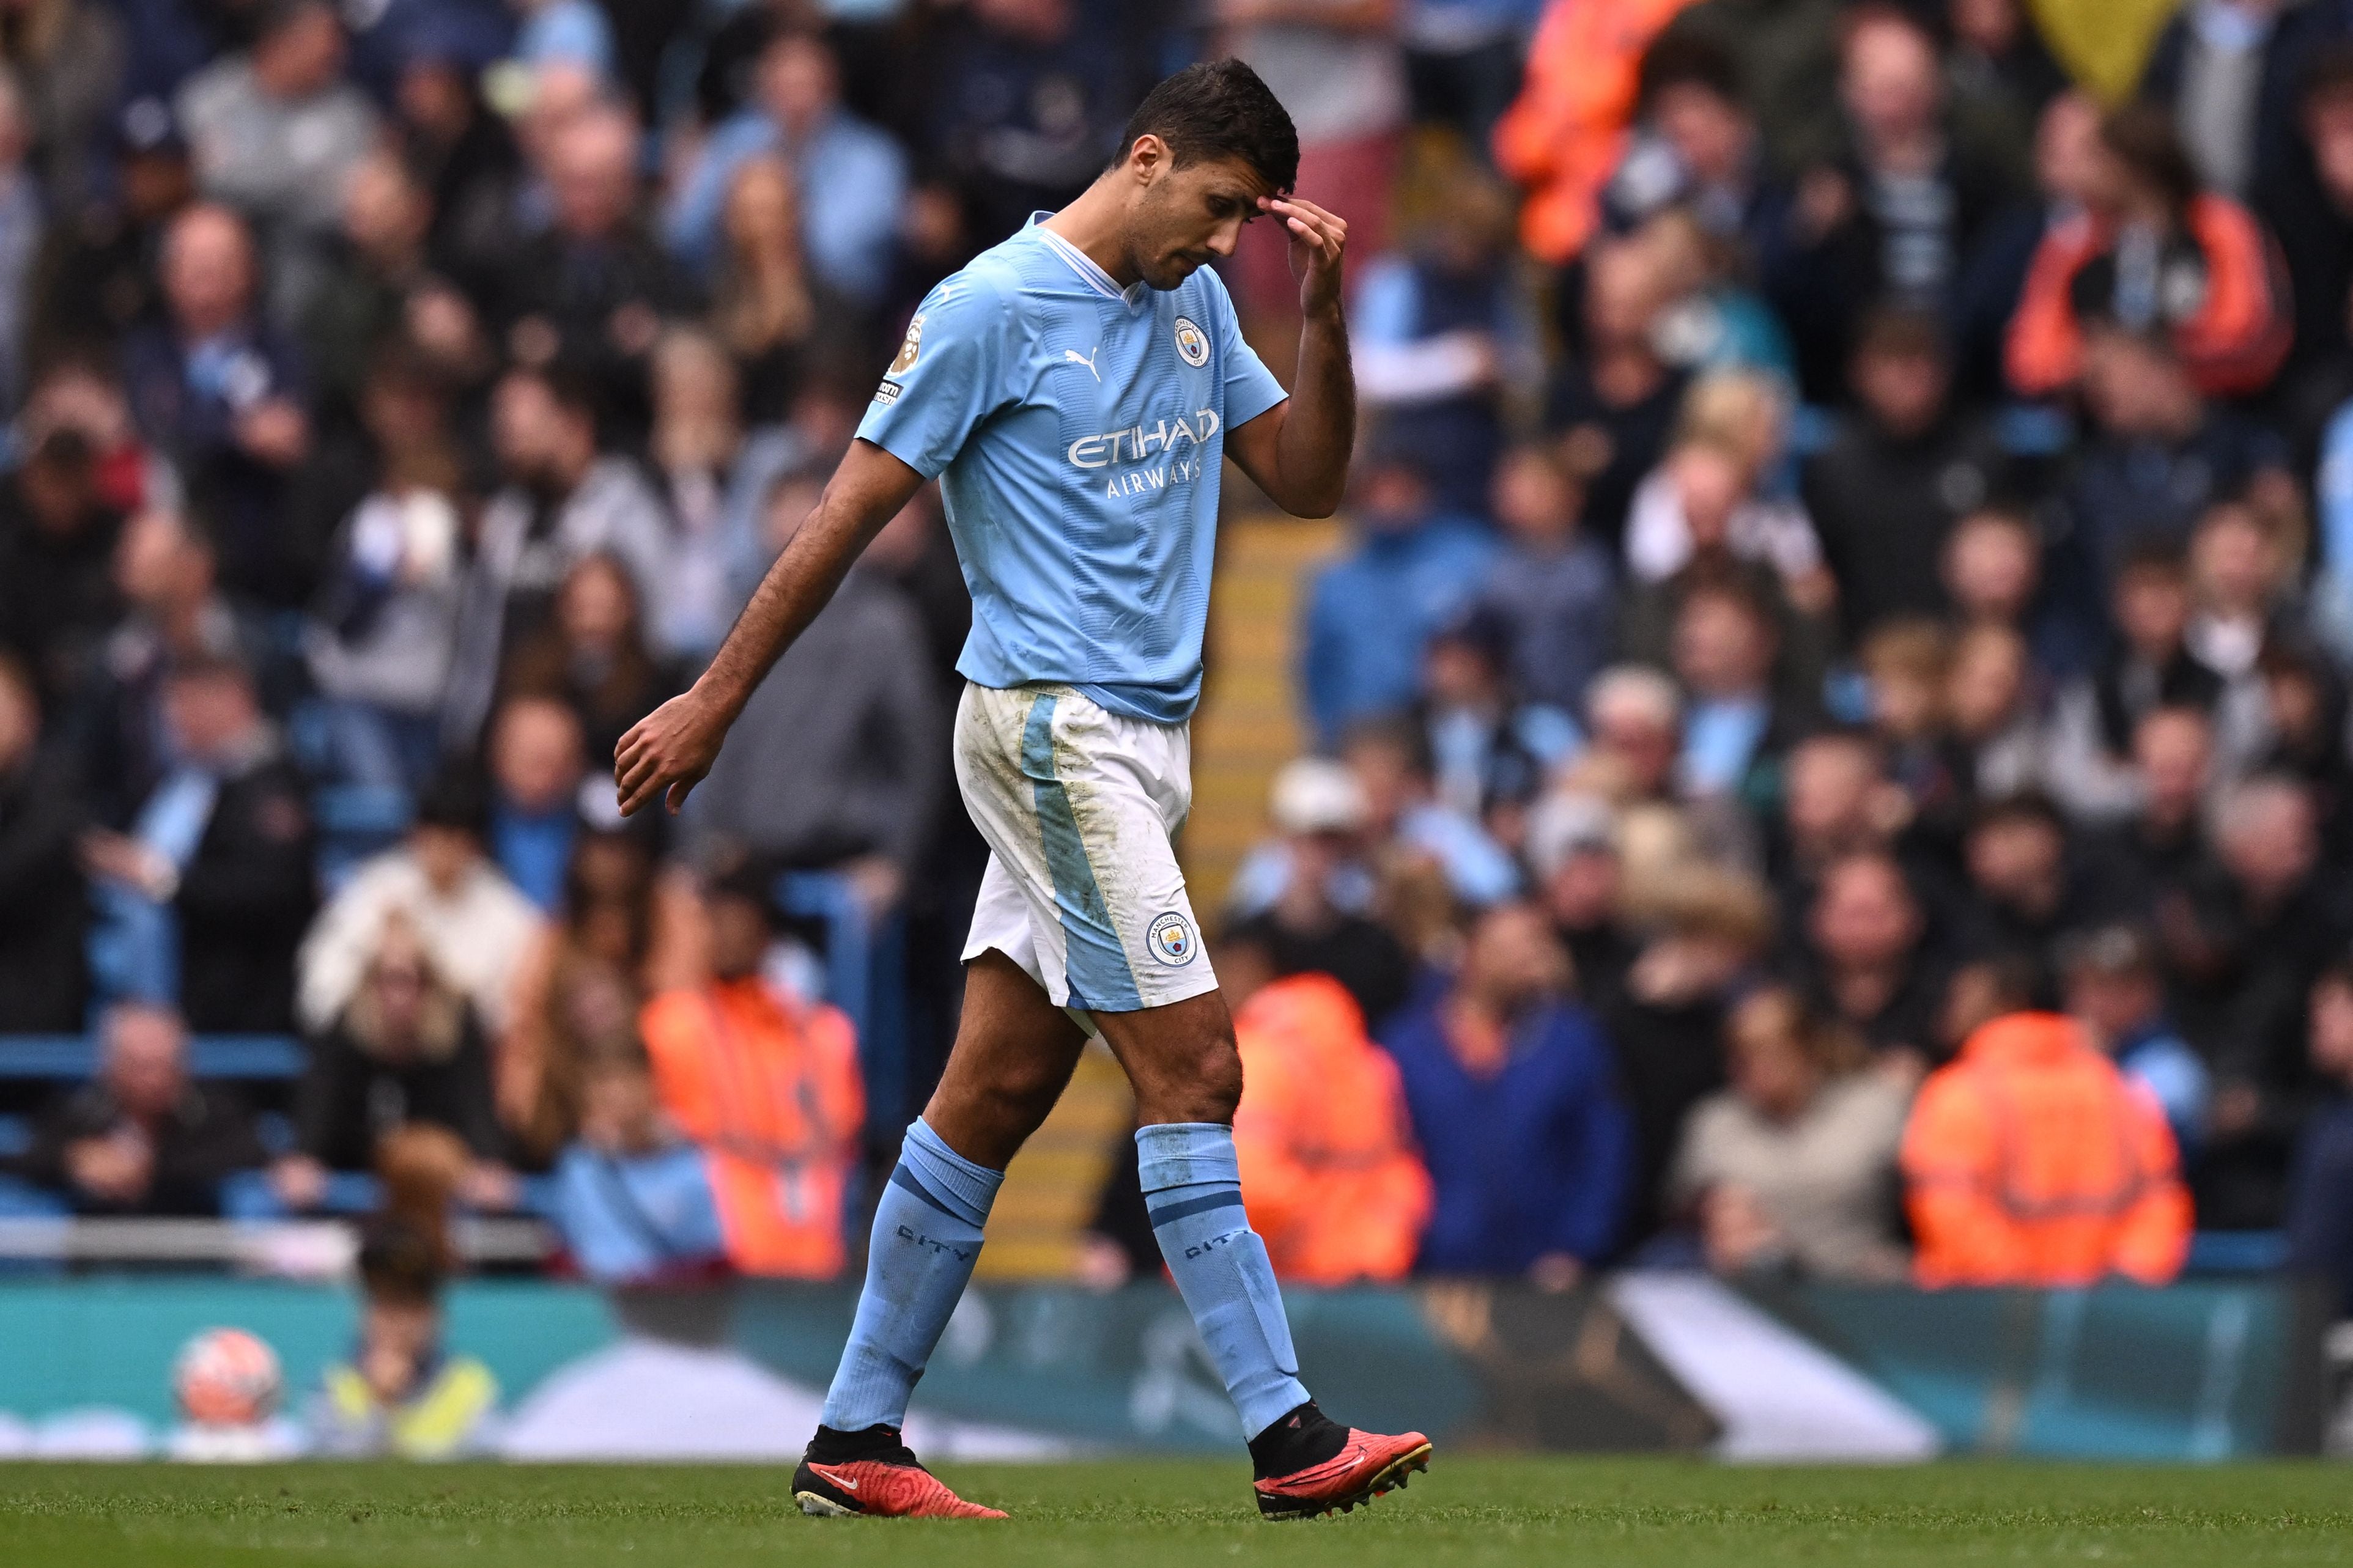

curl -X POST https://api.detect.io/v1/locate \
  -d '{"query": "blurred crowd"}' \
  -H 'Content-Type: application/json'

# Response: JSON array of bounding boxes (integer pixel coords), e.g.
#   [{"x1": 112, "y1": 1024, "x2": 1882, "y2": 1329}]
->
[{"x1": 0, "y1": 0, "x2": 2350, "y2": 1306}]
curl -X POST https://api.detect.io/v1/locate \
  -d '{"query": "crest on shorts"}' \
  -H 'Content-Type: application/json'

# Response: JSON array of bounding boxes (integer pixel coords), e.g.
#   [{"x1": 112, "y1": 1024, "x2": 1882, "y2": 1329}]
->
[
  {"x1": 890, "y1": 314, "x2": 925, "y2": 374},
  {"x1": 1147, "y1": 911, "x2": 1197, "y2": 966},
  {"x1": 1172, "y1": 315, "x2": 1210, "y2": 368}
]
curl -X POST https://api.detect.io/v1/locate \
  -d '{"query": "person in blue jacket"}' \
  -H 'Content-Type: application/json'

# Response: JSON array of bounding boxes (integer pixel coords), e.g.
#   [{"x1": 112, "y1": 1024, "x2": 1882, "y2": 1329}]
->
[{"x1": 1381, "y1": 899, "x2": 1631, "y2": 1283}]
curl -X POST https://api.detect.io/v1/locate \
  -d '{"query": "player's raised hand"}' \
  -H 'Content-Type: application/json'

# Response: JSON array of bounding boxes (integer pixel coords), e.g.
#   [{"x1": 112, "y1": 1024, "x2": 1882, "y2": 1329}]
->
[
  {"x1": 614, "y1": 686, "x2": 731, "y2": 817},
  {"x1": 1263, "y1": 195, "x2": 1347, "y2": 320}
]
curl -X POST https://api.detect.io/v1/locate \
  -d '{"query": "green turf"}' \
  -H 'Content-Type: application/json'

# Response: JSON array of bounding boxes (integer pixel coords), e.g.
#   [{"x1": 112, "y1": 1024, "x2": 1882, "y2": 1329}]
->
[{"x1": 4, "y1": 1459, "x2": 2349, "y2": 1567}]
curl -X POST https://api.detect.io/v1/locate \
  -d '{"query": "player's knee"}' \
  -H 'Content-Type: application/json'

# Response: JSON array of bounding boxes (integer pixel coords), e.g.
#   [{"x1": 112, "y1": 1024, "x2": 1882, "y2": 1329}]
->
[{"x1": 1134, "y1": 1029, "x2": 1242, "y2": 1126}]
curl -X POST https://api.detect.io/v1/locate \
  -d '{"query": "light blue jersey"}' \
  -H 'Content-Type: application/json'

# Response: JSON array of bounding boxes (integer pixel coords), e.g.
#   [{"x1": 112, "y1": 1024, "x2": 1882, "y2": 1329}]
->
[{"x1": 856, "y1": 213, "x2": 1289, "y2": 723}]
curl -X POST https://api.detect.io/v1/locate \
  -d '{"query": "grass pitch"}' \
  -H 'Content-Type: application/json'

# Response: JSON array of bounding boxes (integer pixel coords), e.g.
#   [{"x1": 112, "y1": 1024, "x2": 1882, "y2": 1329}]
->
[{"x1": 4, "y1": 1458, "x2": 2349, "y2": 1567}]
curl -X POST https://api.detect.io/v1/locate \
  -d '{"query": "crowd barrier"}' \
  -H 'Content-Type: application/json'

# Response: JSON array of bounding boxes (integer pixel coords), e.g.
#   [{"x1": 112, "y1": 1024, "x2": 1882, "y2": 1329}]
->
[{"x1": 0, "y1": 1273, "x2": 2327, "y2": 1462}]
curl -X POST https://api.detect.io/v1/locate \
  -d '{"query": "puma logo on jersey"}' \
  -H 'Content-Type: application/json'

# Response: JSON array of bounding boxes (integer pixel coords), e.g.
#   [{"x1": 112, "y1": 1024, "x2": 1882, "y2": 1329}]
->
[{"x1": 1065, "y1": 347, "x2": 1102, "y2": 381}]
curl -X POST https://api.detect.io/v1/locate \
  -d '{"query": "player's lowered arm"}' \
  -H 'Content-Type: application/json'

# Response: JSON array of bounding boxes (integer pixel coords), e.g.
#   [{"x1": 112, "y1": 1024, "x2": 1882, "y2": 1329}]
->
[{"x1": 615, "y1": 438, "x2": 926, "y2": 817}]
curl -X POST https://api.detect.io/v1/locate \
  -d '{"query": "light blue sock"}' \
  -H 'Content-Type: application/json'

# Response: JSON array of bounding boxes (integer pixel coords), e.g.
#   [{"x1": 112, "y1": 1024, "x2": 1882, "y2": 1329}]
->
[
  {"x1": 1136, "y1": 1122, "x2": 1312, "y2": 1440},
  {"x1": 820, "y1": 1118, "x2": 1001, "y2": 1431}
]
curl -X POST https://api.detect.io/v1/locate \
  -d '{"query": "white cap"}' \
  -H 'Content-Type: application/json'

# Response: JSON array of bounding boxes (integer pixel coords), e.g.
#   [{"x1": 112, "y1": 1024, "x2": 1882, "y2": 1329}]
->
[
  {"x1": 1526, "y1": 790, "x2": 1620, "y2": 880},
  {"x1": 1269, "y1": 757, "x2": 1369, "y2": 836}
]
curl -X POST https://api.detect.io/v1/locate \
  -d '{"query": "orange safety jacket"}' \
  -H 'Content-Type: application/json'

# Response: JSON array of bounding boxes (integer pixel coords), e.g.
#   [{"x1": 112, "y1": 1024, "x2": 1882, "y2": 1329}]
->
[
  {"x1": 1900, "y1": 1011, "x2": 2190, "y2": 1289},
  {"x1": 1492, "y1": 0, "x2": 1700, "y2": 264},
  {"x1": 1232, "y1": 974, "x2": 1433, "y2": 1285},
  {"x1": 640, "y1": 978, "x2": 864, "y2": 1279},
  {"x1": 2004, "y1": 193, "x2": 2292, "y2": 399}
]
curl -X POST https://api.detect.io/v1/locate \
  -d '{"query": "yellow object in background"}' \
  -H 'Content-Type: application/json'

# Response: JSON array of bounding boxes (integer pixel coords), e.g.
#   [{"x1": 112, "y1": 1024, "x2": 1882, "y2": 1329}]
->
[{"x1": 2028, "y1": 0, "x2": 2182, "y2": 102}]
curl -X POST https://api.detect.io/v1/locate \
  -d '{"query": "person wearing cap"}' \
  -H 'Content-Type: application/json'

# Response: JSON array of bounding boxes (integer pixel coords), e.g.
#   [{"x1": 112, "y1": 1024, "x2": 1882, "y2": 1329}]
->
[
  {"x1": 1526, "y1": 791, "x2": 1638, "y2": 1017},
  {"x1": 1222, "y1": 757, "x2": 1413, "y2": 1030},
  {"x1": 297, "y1": 769, "x2": 546, "y2": 1041},
  {"x1": 2060, "y1": 921, "x2": 2211, "y2": 1157},
  {"x1": 82, "y1": 652, "x2": 314, "y2": 1032}
]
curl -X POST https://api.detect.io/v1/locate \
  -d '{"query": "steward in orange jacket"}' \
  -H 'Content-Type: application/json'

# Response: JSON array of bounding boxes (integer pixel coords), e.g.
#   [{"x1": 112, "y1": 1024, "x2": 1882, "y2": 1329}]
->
[
  {"x1": 1900, "y1": 1011, "x2": 2190, "y2": 1288},
  {"x1": 1231, "y1": 974, "x2": 1433, "y2": 1284},
  {"x1": 641, "y1": 977, "x2": 863, "y2": 1278},
  {"x1": 1493, "y1": 0, "x2": 1699, "y2": 263}
]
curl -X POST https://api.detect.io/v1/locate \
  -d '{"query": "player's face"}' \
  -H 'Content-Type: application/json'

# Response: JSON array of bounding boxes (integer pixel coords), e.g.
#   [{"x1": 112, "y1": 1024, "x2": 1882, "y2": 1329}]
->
[{"x1": 1128, "y1": 153, "x2": 1274, "y2": 291}]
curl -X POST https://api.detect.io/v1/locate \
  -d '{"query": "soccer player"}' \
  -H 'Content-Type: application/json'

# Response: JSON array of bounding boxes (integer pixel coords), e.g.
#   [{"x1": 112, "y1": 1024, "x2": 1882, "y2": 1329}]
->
[{"x1": 615, "y1": 61, "x2": 1431, "y2": 1520}]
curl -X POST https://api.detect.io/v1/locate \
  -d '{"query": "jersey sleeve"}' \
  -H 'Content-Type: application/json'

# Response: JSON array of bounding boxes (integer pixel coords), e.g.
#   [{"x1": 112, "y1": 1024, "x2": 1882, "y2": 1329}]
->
[
  {"x1": 1207, "y1": 270, "x2": 1288, "y2": 429},
  {"x1": 856, "y1": 272, "x2": 1018, "y2": 479}
]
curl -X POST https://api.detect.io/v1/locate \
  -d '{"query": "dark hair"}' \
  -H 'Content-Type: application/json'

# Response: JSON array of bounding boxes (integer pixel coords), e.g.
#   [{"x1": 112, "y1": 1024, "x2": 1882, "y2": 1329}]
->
[
  {"x1": 413, "y1": 766, "x2": 490, "y2": 839},
  {"x1": 1969, "y1": 789, "x2": 2067, "y2": 839},
  {"x1": 1639, "y1": 32, "x2": 1742, "y2": 110},
  {"x1": 1113, "y1": 59, "x2": 1299, "y2": 194},
  {"x1": 2114, "y1": 538, "x2": 2189, "y2": 584},
  {"x1": 2301, "y1": 41, "x2": 2353, "y2": 111},
  {"x1": 1853, "y1": 304, "x2": 1948, "y2": 364},
  {"x1": 2100, "y1": 101, "x2": 2201, "y2": 217},
  {"x1": 358, "y1": 1216, "x2": 446, "y2": 1307}
]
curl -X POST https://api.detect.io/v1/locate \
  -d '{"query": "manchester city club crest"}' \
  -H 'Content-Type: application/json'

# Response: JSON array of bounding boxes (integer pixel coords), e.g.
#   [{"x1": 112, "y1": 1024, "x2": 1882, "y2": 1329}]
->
[
  {"x1": 1147, "y1": 910, "x2": 1197, "y2": 966},
  {"x1": 1172, "y1": 315, "x2": 1209, "y2": 368}
]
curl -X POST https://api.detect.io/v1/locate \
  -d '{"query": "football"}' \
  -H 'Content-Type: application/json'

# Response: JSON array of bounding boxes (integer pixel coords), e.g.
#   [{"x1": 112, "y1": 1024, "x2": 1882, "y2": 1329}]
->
[{"x1": 171, "y1": 1328, "x2": 283, "y2": 1428}]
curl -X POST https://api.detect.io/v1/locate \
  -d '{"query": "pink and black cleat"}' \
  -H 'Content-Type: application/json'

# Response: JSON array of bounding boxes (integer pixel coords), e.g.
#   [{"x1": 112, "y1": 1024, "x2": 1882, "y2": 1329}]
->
[
  {"x1": 1250, "y1": 1405, "x2": 1433, "y2": 1520},
  {"x1": 791, "y1": 1426, "x2": 1008, "y2": 1520}
]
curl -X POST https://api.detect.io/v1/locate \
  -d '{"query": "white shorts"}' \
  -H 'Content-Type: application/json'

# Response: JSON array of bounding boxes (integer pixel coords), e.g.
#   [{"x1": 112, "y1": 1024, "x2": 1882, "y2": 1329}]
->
[{"x1": 955, "y1": 682, "x2": 1217, "y2": 1027}]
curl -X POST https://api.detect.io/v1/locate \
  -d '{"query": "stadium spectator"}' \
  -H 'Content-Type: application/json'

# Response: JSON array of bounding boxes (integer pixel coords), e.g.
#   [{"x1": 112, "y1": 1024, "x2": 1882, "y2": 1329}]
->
[
  {"x1": 1797, "y1": 849, "x2": 1948, "y2": 1068},
  {"x1": 1491, "y1": 0, "x2": 1694, "y2": 265},
  {"x1": 0, "y1": 653, "x2": 84, "y2": 1029},
  {"x1": 1415, "y1": 606, "x2": 1576, "y2": 827},
  {"x1": 83, "y1": 653, "x2": 314, "y2": 1032},
  {"x1": 494, "y1": 103, "x2": 689, "y2": 412},
  {"x1": 1663, "y1": 575, "x2": 1802, "y2": 803},
  {"x1": 483, "y1": 693, "x2": 588, "y2": 913},
  {"x1": 638, "y1": 864, "x2": 863, "y2": 1278},
  {"x1": 706, "y1": 158, "x2": 824, "y2": 429},
  {"x1": 2134, "y1": 0, "x2": 2311, "y2": 202},
  {"x1": 276, "y1": 913, "x2": 510, "y2": 1205},
  {"x1": 915, "y1": 0, "x2": 1149, "y2": 250},
  {"x1": 310, "y1": 1211, "x2": 500, "y2": 1457},
  {"x1": 681, "y1": 482, "x2": 939, "y2": 908},
  {"x1": 1623, "y1": 372, "x2": 1822, "y2": 597},
  {"x1": 1383, "y1": 899, "x2": 1631, "y2": 1281},
  {"x1": 1957, "y1": 792, "x2": 2109, "y2": 968},
  {"x1": 2059, "y1": 922, "x2": 2211, "y2": 1158},
  {"x1": 1300, "y1": 442, "x2": 1498, "y2": 750},
  {"x1": 172, "y1": 0, "x2": 379, "y2": 326},
  {"x1": 1803, "y1": 307, "x2": 2008, "y2": 641},
  {"x1": 2284, "y1": 957, "x2": 2353, "y2": 1316},
  {"x1": 1595, "y1": 34, "x2": 1778, "y2": 257},
  {"x1": 2174, "y1": 775, "x2": 2345, "y2": 1228},
  {"x1": 499, "y1": 552, "x2": 681, "y2": 773},
  {"x1": 1350, "y1": 161, "x2": 1520, "y2": 510},
  {"x1": 1542, "y1": 231, "x2": 1690, "y2": 546},
  {"x1": 2006, "y1": 102, "x2": 2291, "y2": 399},
  {"x1": 1527, "y1": 791, "x2": 1638, "y2": 1017},
  {"x1": 1339, "y1": 713, "x2": 1521, "y2": 909},
  {"x1": 447, "y1": 365, "x2": 672, "y2": 745},
  {"x1": 2259, "y1": 46, "x2": 2353, "y2": 390},
  {"x1": 120, "y1": 204, "x2": 312, "y2": 608},
  {"x1": 1901, "y1": 997, "x2": 2193, "y2": 1287},
  {"x1": 1224, "y1": 758, "x2": 1413, "y2": 1029},
  {"x1": 1473, "y1": 441, "x2": 1616, "y2": 716},
  {"x1": 1222, "y1": 0, "x2": 1406, "y2": 337},
  {"x1": 665, "y1": 31, "x2": 906, "y2": 304},
  {"x1": 643, "y1": 325, "x2": 766, "y2": 660},
  {"x1": 297, "y1": 152, "x2": 442, "y2": 428},
  {"x1": 1668, "y1": 985, "x2": 1910, "y2": 1280},
  {"x1": 1938, "y1": 506, "x2": 2042, "y2": 636},
  {"x1": 2088, "y1": 704, "x2": 2215, "y2": 913},
  {"x1": 1764, "y1": 6, "x2": 2018, "y2": 402},
  {"x1": 0, "y1": 426, "x2": 121, "y2": 720},
  {"x1": 298, "y1": 350, "x2": 468, "y2": 790},
  {"x1": 1230, "y1": 972, "x2": 1433, "y2": 1284},
  {"x1": 297, "y1": 771, "x2": 542, "y2": 1041},
  {"x1": 18, "y1": 1002, "x2": 264, "y2": 1216},
  {"x1": 499, "y1": 830, "x2": 666, "y2": 1167},
  {"x1": 2044, "y1": 545, "x2": 2223, "y2": 824},
  {"x1": 550, "y1": 1035, "x2": 727, "y2": 1283}
]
